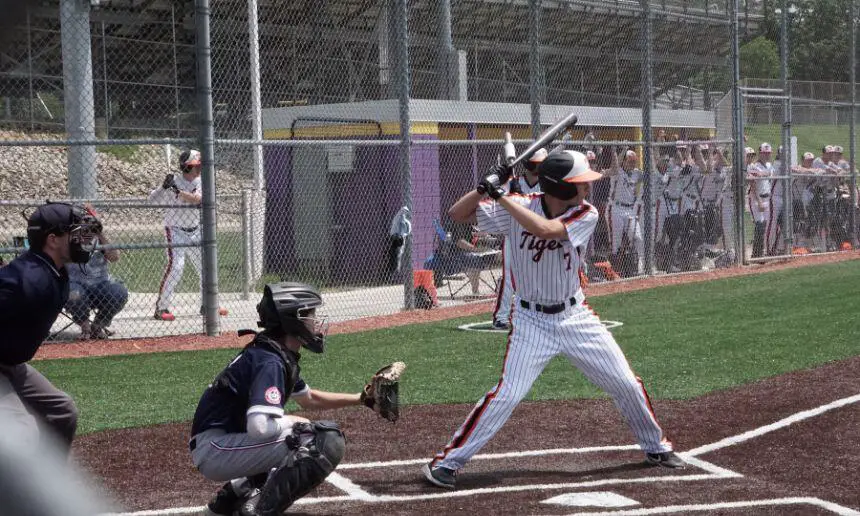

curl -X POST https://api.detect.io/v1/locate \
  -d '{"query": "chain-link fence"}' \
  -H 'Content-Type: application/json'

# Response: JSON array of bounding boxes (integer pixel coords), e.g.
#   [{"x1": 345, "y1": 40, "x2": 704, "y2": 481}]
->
[{"x1": 0, "y1": 0, "x2": 855, "y2": 342}]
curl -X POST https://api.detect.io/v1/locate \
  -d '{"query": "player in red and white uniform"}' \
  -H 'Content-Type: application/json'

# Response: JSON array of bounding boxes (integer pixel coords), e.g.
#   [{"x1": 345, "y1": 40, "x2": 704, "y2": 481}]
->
[
  {"x1": 148, "y1": 149, "x2": 227, "y2": 321},
  {"x1": 493, "y1": 149, "x2": 546, "y2": 330},
  {"x1": 606, "y1": 149, "x2": 645, "y2": 275},
  {"x1": 423, "y1": 150, "x2": 684, "y2": 490},
  {"x1": 747, "y1": 143, "x2": 774, "y2": 258}
]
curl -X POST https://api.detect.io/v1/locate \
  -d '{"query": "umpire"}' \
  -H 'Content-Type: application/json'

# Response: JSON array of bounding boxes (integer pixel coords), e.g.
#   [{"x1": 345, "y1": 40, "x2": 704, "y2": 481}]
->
[{"x1": 0, "y1": 202, "x2": 99, "y2": 455}]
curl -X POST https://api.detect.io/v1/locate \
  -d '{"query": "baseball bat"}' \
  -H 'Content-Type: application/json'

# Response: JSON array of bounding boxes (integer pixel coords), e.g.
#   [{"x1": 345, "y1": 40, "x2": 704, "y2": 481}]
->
[{"x1": 508, "y1": 112, "x2": 578, "y2": 168}]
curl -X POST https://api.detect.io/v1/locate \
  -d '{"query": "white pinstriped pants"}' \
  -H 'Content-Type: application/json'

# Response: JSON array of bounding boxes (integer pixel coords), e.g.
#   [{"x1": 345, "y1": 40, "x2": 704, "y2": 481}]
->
[
  {"x1": 493, "y1": 238, "x2": 515, "y2": 324},
  {"x1": 433, "y1": 299, "x2": 672, "y2": 471}
]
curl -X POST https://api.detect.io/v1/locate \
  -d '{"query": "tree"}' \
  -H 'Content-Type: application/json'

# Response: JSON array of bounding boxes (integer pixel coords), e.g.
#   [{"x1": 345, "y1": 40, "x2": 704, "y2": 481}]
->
[
  {"x1": 788, "y1": 0, "x2": 851, "y2": 82},
  {"x1": 741, "y1": 36, "x2": 781, "y2": 79}
]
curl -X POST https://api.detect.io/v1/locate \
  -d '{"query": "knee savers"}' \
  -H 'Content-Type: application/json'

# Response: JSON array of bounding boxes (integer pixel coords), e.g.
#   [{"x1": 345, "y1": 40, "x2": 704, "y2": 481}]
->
[{"x1": 255, "y1": 421, "x2": 345, "y2": 516}]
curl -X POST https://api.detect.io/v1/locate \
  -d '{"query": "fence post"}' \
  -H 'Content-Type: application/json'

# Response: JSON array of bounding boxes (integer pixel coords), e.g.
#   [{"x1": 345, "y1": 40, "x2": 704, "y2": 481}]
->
[
  {"x1": 247, "y1": 0, "x2": 266, "y2": 282},
  {"x1": 641, "y1": 0, "x2": 654, "y2": 275},
  {"x1": 396, "y1": 0, "x2": 414, "y2": 309},
  {"x1": 195, "y1": 0, "x2": 220, "y2": 335},
  {"x1": 529, "y1": 0, "x2": 541, "y2": 139},
  {"x1": 730, "y1": 0, "x2": 746, "y2": 264},
  {"x1": 780, "y1": 0, "x2": 793, "y2": 255},
  {"x1": 851, "y1": 0, "x2": 858, "y2": 248},
  {"x1": 241, "y1": 189, "x2": 251, "y2": 300},
  {"x1": 60, "y1": 0, "x2": 98, "y2": 199}
]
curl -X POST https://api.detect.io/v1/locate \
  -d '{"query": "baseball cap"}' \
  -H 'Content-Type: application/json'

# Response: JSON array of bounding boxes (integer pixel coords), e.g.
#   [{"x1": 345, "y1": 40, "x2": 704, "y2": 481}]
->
[
  {"x1": 833, "y1": 145, "x2": 844, "y2": 153},
  {"x1": 824, "y1": 145, "x2": 835, "y2": 153},
  {"x1": 803, "y1": 152, "x2": 815, "y2": 161},
  {"x1": 586, "y1": 150, "x2": 597, "y2": 161},
  {"x1": 27, "y1": 203, "x2": 77, "y2": 235},
  {"x1": 745, "y1": 147, "x2": 755, "y2": 155},
  {"x1": 625, "y1": 150, "x2": 638, "y2": 159},
  {"x1": 540, "y1": 150, "x2": 602, "y2": 183},
  {"x1": 759, "y1": 142, "x2": 772, "y2": 153},
  {"x1": 528, "y1": 148, "x2": 548, "y2": 163}
]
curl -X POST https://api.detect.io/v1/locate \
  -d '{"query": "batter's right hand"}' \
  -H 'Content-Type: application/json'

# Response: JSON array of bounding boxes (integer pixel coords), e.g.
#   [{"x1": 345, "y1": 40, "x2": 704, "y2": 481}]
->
[
  {"x1": 162, "y1": 173, "x2": 176, "y2": 190},
  {"x1": 483, "y1": 164, "x2": 512, "y2": 185}
]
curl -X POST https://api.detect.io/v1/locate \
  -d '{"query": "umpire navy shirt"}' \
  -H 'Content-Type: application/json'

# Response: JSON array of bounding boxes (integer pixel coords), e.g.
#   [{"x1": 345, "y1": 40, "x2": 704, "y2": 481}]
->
[
  {"x1": 191, "y1": 338, "x2": 303, "y2": 436},
  {"x1": 0, "y1": 250, "x2": 69, "y2": 366}
]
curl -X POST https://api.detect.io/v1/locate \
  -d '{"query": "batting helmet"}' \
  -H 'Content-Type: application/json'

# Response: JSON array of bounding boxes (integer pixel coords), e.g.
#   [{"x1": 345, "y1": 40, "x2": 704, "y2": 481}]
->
[
  {"x1": 538, "y1": 150, "x2": 602, "y2": 201},
  {"x1": 257, "y1": 282, "x2": 328, "y2": 353},
  {"x1": 178, "y1": 149, "x2": 202, "y2": 174}
]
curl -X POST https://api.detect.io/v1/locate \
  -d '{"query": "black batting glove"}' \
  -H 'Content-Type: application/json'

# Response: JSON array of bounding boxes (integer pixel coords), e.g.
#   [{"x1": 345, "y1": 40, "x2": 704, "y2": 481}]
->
[{"x1": 478, "y1": 177, "x2": 505, "y2": 200}]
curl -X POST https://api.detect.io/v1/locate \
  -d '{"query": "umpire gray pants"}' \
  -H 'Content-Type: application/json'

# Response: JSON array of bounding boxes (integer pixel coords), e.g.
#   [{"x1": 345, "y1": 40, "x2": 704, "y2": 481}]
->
[
  {"x1": 191, "y1": 428, "x2": 292, "y2": 482},
  {"x1": 0, "y1": 363, "x2": 78, "y2": 455}
]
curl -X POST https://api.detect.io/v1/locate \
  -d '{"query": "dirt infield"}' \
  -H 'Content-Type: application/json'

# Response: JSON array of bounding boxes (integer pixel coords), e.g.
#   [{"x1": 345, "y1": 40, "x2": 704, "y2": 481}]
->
[
  {"x1": 36, "y1": 251, "x2": 860, "y2": 361},
  {"x1": 74, "y1": 355, "x2": 860, "y2": 515}
]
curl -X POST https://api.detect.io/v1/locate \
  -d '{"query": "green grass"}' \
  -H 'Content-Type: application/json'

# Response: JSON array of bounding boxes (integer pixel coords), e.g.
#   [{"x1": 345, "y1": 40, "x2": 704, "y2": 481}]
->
[
  {"x1": 35, "y1": 260, "x2": 860, "y2": 434},
  {"x1": 746, "y1": 124, "x2": 854, "y2": 156},
  {"x1": 109, "y1": 230, "x2": 248, "y2": 292},
  {"x1": 96, "y1": 144, "x2": 144, "y2": 164}
]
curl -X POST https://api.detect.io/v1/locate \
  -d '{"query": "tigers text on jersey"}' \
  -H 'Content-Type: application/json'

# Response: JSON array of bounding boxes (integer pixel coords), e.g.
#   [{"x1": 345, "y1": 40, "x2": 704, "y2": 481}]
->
[
  {"x1": 476, "y1": 194, "x2": 598, "y2": 305},
  {"x1": 148, "y1": 173, "x2": 202, "y2": 228}
]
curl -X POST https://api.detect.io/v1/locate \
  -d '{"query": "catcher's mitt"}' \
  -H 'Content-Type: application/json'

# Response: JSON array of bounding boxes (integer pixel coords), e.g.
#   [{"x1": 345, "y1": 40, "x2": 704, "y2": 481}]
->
[{"x1": 360, "y1": 362, "x2": 406, "y2": 423}]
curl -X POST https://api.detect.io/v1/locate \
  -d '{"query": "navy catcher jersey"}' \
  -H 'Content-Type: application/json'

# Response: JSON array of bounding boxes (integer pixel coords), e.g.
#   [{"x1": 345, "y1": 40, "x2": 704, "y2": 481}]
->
[{"x1": 191, "y1": 337, "x2": 302, "y2": 435}]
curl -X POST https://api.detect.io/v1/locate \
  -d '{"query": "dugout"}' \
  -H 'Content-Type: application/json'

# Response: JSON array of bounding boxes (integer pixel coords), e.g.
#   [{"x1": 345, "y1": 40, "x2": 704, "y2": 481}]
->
[{"x1": 261, "y1": 100, "x2": 714, "y2": 285}]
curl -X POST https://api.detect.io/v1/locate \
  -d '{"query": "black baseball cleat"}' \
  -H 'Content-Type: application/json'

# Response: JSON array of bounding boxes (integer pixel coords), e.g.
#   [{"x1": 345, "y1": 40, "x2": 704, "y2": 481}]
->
[
  {"x1": 422, "y1": 462, "x2": 457, "y2": 489},
  {"x1": 491, "y1": 320, "x2": 511, "y2": 331},
  {"x1": 204, "y1": 481, "x2": 242, "y2": 515},
  {"x1": 645, "y1": 451, "x2": 687, "y2": 469}
]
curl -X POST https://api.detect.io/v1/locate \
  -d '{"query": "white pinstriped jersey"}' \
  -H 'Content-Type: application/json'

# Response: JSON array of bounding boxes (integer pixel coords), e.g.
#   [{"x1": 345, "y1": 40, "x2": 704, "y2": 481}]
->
[
  {"x1": 699, "y1": 170, "x2": 723, "y2": 204},
  {"x1": 609, "y1": 169, "x2": 642, "y2": 206},
  {"x1": 747, "y1": 161, "x2": 773, "y2": 198},
  {"x1": 148, "y1": 174, "x2": 202, "y2": 228},
  {"x1": 476, "y1": 194, "x2": 598, "y2": 305}
]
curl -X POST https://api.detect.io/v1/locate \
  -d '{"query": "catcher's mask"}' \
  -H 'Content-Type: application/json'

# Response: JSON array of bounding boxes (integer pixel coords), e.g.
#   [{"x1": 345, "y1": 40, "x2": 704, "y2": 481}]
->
[
  {"x1": 257, "y1": 282, "x2": 329, "y2": 353},
  {"x1": 538, "y1": 150, "x2": 602, "y2": 201},
  {"x1": 23, "y1": 202, "x2": 100, "y2": 264}
]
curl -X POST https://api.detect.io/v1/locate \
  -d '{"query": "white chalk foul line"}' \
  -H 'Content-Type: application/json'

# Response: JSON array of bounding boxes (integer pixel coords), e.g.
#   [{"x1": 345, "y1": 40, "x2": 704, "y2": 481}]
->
[
  {"x1": 560, "y1": 497, "x2": 860, "y2": 516},
  {"x1": 337, "y1": 444, "x2": 642, "y2": 470},
  {"x1": 324, "y1": 471, "x2": 375, "y2": 501},
  {"x1": 686, "y1": 392, "x2": 860, "y2": 457}
]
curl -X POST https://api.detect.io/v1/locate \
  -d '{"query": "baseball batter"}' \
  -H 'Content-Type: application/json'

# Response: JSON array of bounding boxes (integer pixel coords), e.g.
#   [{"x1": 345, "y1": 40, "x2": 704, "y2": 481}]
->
[
  {"x1": 493, "y1": 148, "x2": 546, "y2": 330},
  {"x1": 423, "y1": 150, "x2": 684, "y2": 490},
  {"x1": 148, "y1": 149, "x2": 226, "y2": 321}
]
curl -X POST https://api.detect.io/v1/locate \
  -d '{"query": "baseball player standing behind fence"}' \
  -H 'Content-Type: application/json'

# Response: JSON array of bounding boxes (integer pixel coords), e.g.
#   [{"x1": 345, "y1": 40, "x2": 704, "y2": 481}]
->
[
  {"x1": 423, "y1": 150, "x2": 684, "y2": 490},
  {"x1": 605, "y1": 148, "x2": 645, "y2": 275},
  {"x1": 149, "y1": 149, "x2": 227, "y2": 321},
  {"x1": 492, "y1": 148, "x2": 546, "y2": 330}
]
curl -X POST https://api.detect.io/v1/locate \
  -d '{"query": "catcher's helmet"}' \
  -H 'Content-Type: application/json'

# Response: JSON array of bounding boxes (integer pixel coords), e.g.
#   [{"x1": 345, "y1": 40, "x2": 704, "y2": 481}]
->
[
  {"x1": 257, "y1": 282, "x2": 328, "y2": 353},
  {"x1": 538, "y1": 150, "x2": 602, "y2": 200},
  {"x1": 178, "y1": 149, "x2": 202, "y2": 174}
]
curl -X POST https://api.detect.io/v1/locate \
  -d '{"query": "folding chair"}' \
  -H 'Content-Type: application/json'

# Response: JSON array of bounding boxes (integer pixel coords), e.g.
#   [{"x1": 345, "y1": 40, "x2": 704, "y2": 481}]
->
[{"x1": 428, "y1": 219, "x2": 500, "y2": 300}]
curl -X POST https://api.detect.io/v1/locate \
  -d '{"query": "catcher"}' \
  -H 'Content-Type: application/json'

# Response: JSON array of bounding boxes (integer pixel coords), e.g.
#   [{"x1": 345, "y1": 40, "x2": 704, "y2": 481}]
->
[{"x1": 190, "y1": 282, "x2": 404, "y2": 516}]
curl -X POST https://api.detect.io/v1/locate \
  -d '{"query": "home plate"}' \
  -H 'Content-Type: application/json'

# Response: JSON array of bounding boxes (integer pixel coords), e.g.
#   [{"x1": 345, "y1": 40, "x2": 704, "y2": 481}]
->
[{"x1": 541, "y1": 491, "x2": 640, "y2": 507}]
